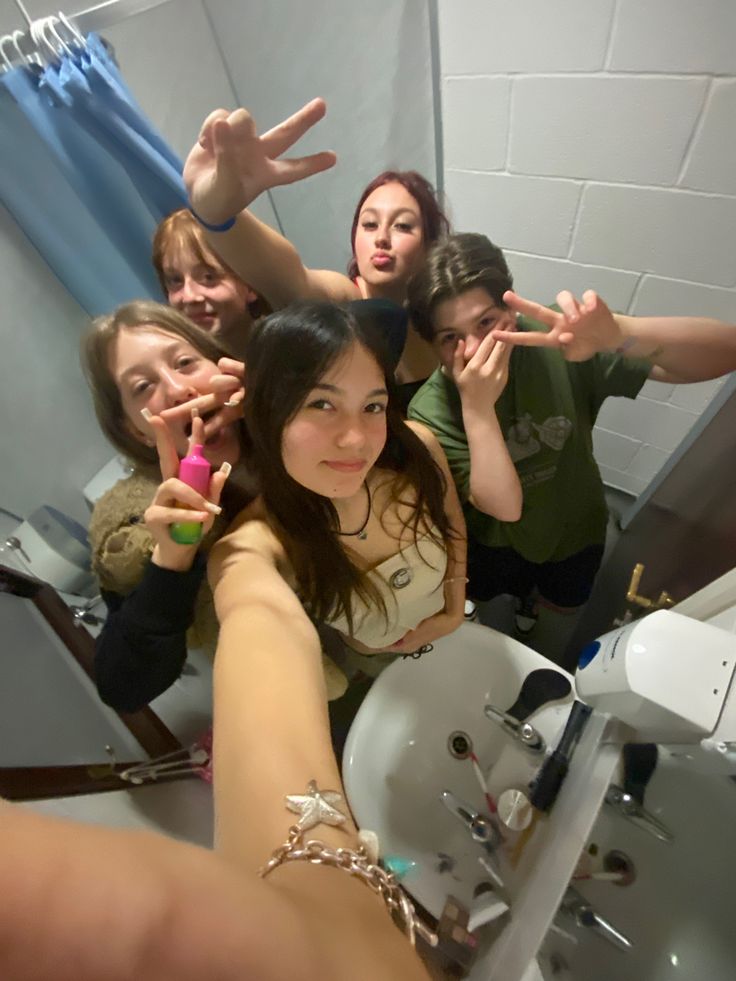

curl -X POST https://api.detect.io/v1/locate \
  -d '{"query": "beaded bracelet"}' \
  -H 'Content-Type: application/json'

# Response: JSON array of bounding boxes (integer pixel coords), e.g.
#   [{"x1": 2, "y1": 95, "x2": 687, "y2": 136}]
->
[{"x1": 189, "y1": 206, "x2": 237, "y2": 233}]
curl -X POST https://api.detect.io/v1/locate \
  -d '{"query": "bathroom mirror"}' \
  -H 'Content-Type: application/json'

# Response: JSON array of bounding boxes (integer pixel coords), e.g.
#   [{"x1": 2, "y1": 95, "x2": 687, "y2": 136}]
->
[
  {"x1": 0, "y1": 0, "x2": 438, "y2": 782},
  {"x1": 0, "y1": 563, "x2": 184, "y2": 801},
  {"x1": 0, "y1": 1, "x2": 734, "y2": 692},
  {"x1": 0, "y1": 0, "x2": 439, "y2": 527}
]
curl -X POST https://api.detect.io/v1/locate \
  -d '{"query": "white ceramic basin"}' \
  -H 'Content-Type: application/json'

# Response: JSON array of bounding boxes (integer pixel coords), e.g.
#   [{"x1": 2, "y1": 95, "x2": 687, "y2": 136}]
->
[
  {"x1": 342, "y1": 621, "x2": 575, "y2": 919},
  {"x1": 538, "y1": 746, "x2": 736, "y2": 980}
]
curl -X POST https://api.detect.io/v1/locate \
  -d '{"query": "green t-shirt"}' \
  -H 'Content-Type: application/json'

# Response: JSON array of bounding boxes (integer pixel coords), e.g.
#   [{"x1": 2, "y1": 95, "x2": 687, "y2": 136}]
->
[{"x1": 408, "y1": 315, "x2": 651, "y2": 564}]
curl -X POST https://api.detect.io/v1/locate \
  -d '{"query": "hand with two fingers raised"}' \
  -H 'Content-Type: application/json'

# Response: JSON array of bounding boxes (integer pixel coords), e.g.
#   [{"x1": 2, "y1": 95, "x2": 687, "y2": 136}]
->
[
  {"x1": 183, "y1": 100, "x2": 337, "y2": 226},
  {"x1": 493, "y1": 289, "x2": 622, "y2": 362}
]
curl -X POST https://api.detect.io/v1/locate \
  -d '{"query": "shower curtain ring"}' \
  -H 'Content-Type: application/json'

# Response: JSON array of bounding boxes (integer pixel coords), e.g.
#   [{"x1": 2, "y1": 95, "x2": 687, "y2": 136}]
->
[
  {"x1": 30, "y1": 16, "x2": 59, "y2": 63},
  {"x1": 58, "y1": 11, "x2": 85, "y2": 49},
  {"x1": 48, "y1": 15, "x2": 74, "y2": 57},
  {"x1": 0, "y1": 35, "x2": 14, "y2": 71}
]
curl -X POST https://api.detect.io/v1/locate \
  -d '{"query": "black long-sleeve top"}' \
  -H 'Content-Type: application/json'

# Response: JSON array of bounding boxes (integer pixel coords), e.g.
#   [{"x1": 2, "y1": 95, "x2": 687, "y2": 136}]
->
[{"x1": 94, "y1": 555, "x2": 206, "y2": 713}]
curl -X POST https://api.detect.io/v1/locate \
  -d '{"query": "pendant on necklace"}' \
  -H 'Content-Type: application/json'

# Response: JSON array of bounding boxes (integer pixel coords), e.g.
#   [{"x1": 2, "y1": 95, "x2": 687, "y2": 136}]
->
[{"x1": 358, "y1": 530, "x2": 368, "y2": 541}]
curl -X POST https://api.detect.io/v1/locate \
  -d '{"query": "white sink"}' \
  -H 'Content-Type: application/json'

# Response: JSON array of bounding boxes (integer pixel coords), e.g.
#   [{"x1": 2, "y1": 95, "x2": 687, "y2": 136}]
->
[
  {"x1": 539, "y1": 746, "x2": 736, "y2": 980},
  {"x1": 342, "y1": 621, "x2": 575, "y2": 919}
]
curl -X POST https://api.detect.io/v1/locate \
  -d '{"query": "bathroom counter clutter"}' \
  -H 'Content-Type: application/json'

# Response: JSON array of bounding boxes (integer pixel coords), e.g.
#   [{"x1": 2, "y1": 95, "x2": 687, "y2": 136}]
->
[{"x1": 342, "y1": 621, "x2": 629, "y2": 981}]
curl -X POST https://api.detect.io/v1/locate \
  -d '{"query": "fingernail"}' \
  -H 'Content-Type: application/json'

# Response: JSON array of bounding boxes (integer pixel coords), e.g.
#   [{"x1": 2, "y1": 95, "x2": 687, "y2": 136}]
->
[
  {"x1": 223, "y1": 396, "x2": 241, "y2": 408},
  {"x1": 218, "y1": 461, "x2": 232, "y2": 478},
  {"x1": 140, "y1": 408, "x2": 153, "y2": 422},
  {"x1": 205, "y1": 502, "x2": 222, "y2": 515},
  {"x1": 191, "y1": 407, "x2": 200, "y2": 418}
]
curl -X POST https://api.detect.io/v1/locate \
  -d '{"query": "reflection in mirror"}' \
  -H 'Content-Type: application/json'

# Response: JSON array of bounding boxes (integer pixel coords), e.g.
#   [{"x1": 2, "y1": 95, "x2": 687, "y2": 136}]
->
[
  {"x1": 0, "y1": 0, "x2": 438, "y2": 810},
  {"x1": 0, "y1": 0, "x2": 734, "y2": 730},
  {"x1": 0, "y1": 563, "x2": 185, "y2": 800},
  {"x1": 0, "y1": 3, "x2": 734, "y2": 978},
  {"x1": 0, "y1": 0, "x2": 438, "y2": 523}
]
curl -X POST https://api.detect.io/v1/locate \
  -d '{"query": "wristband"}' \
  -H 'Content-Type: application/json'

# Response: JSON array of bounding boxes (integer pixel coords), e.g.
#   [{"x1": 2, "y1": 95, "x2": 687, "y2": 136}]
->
[
  {"x1": 189, "y1": 206, "x2": 236, "y2": 233},
  {"x1": 615, "y1": 336, "x2": 637, "y2": 356}
]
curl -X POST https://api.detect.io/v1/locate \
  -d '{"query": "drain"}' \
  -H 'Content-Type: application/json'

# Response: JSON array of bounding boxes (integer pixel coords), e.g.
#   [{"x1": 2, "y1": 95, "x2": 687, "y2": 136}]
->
[
  {"x1": 448, "y1": 730, "x2": 473, "y2": 760},
  {"x1": 548, "y1": 952, "x2": 570, "y2": 976},
  {"x1": 603, "y1": 849, "x2": 636, "y2": 886}
]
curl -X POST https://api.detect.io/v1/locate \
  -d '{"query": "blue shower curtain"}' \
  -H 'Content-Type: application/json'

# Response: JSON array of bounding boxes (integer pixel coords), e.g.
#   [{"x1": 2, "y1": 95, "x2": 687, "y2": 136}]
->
[{"x1": 0, "y1": 34, "x2": 187, "y2": 315}]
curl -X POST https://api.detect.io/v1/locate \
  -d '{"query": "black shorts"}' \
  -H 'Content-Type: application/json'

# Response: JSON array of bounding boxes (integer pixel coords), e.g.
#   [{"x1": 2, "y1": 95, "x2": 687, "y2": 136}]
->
[{"x1": 467, "y1": 538, "x2": 605, "y2": 609}]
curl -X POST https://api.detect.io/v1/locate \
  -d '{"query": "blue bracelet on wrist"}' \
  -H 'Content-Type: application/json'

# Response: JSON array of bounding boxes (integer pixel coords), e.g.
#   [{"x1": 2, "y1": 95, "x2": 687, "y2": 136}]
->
[
  {"x1": 189, "y1": 206, "x2": 236, "y2": 233},
  {"x1": 614, "y1": 336, "x2": 637, "y2": 356}
]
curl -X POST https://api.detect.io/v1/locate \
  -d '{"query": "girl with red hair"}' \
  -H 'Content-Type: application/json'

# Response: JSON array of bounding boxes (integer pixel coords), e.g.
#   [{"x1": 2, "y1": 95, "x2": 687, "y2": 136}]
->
[{"x1": 183, "y1": 99, "x2": 450, "y2": 401}]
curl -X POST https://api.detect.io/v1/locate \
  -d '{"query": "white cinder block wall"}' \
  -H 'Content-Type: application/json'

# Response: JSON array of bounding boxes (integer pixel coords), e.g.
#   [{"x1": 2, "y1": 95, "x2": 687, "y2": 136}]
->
[{"x1": 438, "y1": 0, "x2": 736, "y2": 496}]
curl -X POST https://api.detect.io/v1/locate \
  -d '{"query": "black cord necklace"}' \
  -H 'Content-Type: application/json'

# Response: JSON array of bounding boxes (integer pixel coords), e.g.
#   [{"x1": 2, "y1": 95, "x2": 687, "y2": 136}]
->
[{"x1": 336, "y1": 483, "x2": 372, "y2": 541}]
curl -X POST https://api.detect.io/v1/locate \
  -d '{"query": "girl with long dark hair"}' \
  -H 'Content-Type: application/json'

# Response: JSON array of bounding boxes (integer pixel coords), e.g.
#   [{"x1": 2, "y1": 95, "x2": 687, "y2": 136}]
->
[{"x1": 221, "y1": 299, "x2": 467, "y2": 656}]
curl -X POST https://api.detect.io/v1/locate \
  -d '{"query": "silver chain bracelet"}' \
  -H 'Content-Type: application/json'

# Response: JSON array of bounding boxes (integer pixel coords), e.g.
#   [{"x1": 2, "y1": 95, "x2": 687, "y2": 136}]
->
[{"x1": 259, "y1": 824, "x2": 438, "y2": 949}]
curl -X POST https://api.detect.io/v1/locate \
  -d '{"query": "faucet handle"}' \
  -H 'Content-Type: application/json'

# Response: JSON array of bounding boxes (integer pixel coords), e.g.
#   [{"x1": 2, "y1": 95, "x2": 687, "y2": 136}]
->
[
  {"x1": 626, "y1": 562, "x2": 674, "y2": 611},
  {"x1": 439, "y1": 790, "x2": 502, "y2": 848},
  {"x1": 68, "y1": 594, "x2": 105, "y2": 629},
  {"x1": 484, "y1": 704, "x2": 520, "y2": 729},
  {"x1": 484, "y1": 704, "x2": 546, "y2": 753},
  {"x1": 559, "y1": 886, "x2": 633, "y2": 952},
  {"x1": 69, "y1": 606, "x2": 101, "y2": 627},
  {"x1": 605, "y1": 785, "x2": 674, "y2": 844}
]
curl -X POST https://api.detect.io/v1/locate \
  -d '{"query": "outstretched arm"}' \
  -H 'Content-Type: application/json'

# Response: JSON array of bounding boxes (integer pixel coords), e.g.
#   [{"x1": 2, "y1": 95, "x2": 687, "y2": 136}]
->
[
  {"x1": 206, "y1": 511, "x2": 343, "y2": 862},
  {"x1": 184, "y1": 100, "x2": 359, "y2": 308},
  {"x1": 494, "y1": 289, "x2": 736, "y2": 384},
  {"x1": 0, "y1": 509, "x2": 429, "y2": 981},
  {"x1": 0, "y1": 800, "x2": 307, "y2": 981},
  {"x1": 208, "y1": 511, "x2": 431, "y2": 978}
]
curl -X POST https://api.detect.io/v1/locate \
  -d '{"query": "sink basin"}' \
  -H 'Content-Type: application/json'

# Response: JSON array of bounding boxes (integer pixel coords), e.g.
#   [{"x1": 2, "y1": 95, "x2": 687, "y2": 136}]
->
[
  {"x1": 342, "y1": 621, "x2": 575, "y2": 919},
  {"x1": 539, "y1": 746, "x2": 736, "y2": 980}
]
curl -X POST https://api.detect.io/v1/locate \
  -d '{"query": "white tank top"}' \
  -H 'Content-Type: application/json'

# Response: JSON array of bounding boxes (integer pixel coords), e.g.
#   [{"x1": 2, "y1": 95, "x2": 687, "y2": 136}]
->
[{"x1": 328, "y1": 533, "x2": 447, "y2": 650}]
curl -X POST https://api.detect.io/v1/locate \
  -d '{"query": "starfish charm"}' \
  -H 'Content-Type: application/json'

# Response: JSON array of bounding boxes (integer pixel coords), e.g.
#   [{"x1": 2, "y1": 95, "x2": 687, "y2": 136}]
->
[{"x1": 285, "y1": 780, "x2": 347, "y2": 831}]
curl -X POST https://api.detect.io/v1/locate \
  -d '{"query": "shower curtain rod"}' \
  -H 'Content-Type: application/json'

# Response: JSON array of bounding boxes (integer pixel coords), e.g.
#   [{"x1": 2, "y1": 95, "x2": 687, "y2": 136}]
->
[
  {"x1": 68, "y1": 0, "x2": 176, "y2": 34},
  {"x1": 1, "y1": 0, "x2": 176, "y2": 67},
  {"x1": 6, "y1": 0, "x2": 175, "y2": 43}
]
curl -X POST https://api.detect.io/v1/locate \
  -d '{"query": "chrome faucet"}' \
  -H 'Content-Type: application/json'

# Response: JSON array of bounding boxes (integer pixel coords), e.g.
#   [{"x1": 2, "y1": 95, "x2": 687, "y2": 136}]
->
[
  {"x1": 605, "y1": 784, "x2": 674, "y2": 844},
  {"x1": 484, "y1": 703, "x2": 546, "y2": 754},
  {"x1": 440, "y1": 790, "x2": 502, "y2": 849},
  {"x1": 558, "y1": 886, "x2": 633, "y2": 952},
  {"x1": 439, "y1": 790, "x2": 505, "y2": 890},
  {"x1": 69, "y1": 594, "x2": 105, "y2": 628},
  {"x1": 4, "y1": 535, "x2": 32, "y2": 564}
]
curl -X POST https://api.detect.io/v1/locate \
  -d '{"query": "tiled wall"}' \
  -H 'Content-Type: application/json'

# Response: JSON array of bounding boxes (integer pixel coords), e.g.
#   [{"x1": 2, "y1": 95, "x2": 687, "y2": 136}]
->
[{"x1": 438, "y1": 0, "x2": 735, "y2": 496}]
